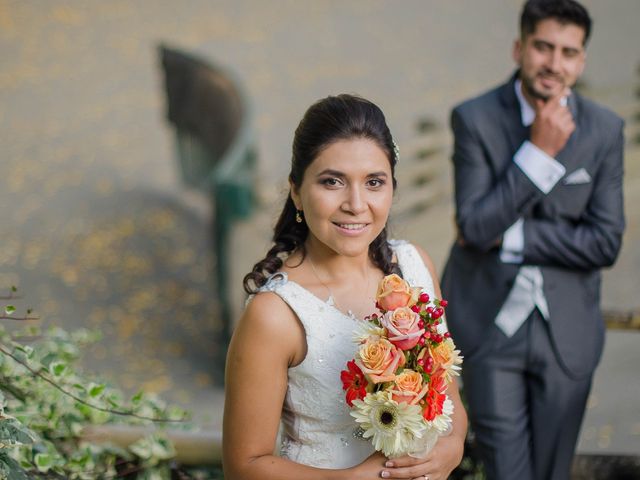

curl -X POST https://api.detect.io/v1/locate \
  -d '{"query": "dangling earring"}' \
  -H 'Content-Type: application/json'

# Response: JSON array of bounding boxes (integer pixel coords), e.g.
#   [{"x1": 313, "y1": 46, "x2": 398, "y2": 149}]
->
[{"x1": 295, "y1": 210, "x2": 303, "y2": 223}]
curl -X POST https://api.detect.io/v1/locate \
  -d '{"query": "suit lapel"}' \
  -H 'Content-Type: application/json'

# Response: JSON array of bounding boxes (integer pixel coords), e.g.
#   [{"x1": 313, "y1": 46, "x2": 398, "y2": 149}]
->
[
  {"x1": 498, "y1": 75, "x2": 530, "y2": 158},
  {"x1": 555, "y1": 93, "x2": 582, "y2": 172}
]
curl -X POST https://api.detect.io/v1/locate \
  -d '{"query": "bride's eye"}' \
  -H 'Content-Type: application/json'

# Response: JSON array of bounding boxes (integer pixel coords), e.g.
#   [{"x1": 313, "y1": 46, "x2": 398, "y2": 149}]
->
[
  {"x1": 367, "y1": 178, "x2": 386, "y2": 188},
  {"x1": 320, "y1": 177, "x2": 342, "y2": 187}
]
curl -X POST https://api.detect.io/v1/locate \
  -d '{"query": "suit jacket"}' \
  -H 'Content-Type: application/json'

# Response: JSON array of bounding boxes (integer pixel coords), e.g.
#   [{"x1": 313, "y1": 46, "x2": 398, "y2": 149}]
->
[{"x1": 441, "y1": 73, "x2": 625, "y2": 379}]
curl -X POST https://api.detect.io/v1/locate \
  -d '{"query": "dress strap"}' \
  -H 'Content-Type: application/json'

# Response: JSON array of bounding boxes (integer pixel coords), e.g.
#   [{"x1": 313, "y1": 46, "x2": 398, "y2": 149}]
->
[{"x1": 389, "y1": 240, "x2": 434, "y2": 297}]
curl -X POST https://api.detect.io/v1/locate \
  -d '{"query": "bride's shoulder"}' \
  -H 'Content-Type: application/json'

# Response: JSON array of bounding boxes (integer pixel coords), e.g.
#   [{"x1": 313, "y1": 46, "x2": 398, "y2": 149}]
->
[
  {"x1": 243, "y1": 278, "x2": 298, "y2": 332},
  {"x1": 388, "y1": 239, "x2": 432, "y2": 262}
]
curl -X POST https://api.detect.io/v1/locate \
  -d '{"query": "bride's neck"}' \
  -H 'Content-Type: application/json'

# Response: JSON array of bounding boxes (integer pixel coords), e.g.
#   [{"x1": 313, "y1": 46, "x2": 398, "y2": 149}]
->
[{"x1": 303, "y1": 240, "x2": 371, "y2": 281}]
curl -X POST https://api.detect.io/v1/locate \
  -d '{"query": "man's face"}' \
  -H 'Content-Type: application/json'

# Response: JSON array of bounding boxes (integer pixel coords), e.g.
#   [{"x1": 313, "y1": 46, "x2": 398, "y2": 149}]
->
[{"x1": 513, "y1": 18, "x2": 587, "y2": 101}]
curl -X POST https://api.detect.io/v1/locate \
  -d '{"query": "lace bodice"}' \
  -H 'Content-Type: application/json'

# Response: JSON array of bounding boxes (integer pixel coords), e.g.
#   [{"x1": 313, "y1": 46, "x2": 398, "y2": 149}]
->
[{"x1": 254, "y1": 240, "x2": 437, "y2": 469}]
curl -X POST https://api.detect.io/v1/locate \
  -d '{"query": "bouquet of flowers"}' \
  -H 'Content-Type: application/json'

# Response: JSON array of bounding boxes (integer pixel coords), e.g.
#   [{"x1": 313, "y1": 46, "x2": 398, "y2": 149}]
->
[{"x1": 340, "y1": 274, "x2": 463, "y2": 458}]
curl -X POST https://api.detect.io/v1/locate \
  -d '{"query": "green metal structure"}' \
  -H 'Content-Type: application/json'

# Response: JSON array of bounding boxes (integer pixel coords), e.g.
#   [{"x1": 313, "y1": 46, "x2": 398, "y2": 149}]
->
[{"x1": 159, "y1": 45, "x2": 256, "y2": 345}]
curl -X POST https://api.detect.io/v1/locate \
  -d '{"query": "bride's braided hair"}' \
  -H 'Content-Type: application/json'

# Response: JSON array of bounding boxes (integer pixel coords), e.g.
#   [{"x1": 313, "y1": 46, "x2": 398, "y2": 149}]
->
[{"x1": 243, "y1": 94, "x2": 401, "y2": 294}]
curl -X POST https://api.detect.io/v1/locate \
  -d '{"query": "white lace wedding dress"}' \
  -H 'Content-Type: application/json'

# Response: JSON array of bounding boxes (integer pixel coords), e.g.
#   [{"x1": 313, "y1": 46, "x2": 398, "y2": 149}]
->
[{"x1": 255, "y1": 240, "x2": 436, "y2": 469}]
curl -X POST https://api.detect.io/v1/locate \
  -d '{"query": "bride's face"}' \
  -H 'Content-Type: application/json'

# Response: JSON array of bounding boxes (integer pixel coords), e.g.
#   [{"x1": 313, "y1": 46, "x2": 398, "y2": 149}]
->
[{"x1": 291, "y1": 137, "x2": 394, "y2": 258}]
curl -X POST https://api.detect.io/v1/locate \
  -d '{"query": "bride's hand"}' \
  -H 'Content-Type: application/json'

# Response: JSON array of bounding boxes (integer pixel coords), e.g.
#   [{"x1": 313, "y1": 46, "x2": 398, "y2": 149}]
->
[
  {"x1": 348, "y1": 451, "x2": 389, "y2": 479},
  {"x1": 378, "y1": 435, "x2": 465, "y2": 480}
]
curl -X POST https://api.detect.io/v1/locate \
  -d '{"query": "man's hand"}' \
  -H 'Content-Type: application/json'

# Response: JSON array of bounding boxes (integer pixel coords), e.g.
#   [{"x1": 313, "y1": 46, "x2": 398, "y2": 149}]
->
[{"x1": 530, "y1": 90, "x2": 575, "y2": 158}]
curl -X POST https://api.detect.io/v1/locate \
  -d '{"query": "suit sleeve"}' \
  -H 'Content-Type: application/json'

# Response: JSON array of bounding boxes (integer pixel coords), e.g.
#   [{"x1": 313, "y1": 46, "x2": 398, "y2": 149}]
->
[
  {"x1": 452, "y1": 107, "x2": 545, "y2": 251},
  {"x1": 522, "y1": 124, "x2": 625, "y2": 270}
]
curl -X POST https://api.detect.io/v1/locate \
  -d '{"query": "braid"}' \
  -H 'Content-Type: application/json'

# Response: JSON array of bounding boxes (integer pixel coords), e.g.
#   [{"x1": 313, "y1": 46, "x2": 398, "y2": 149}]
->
[
  {"x1": 369, "y1": 228, "x2": 402, "y2": 277},
  {"x1": 243, "y1": 197, "x2": 308, "y2": 294}
]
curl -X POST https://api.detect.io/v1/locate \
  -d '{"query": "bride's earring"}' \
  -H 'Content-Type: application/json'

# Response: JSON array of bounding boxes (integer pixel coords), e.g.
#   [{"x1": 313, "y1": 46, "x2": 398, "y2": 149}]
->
[{"x1": 295, "y1": 210, "x2": 303, "y2": 223}]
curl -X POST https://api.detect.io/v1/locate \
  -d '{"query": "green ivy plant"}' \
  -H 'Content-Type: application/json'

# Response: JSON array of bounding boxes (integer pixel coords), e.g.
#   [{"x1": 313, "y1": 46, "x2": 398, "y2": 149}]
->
[{"x1": 0, "y1": 287, "x2": 189, "y2": 479}]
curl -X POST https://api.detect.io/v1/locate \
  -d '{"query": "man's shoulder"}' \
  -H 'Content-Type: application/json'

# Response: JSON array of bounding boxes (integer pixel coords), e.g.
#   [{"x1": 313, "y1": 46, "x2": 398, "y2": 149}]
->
[
  {"x1": 452, "y1": 82, "x2": 507, "y2": 124},
  {"x1": 577, "y1": 94, "x2": 624, "y2": 131}
]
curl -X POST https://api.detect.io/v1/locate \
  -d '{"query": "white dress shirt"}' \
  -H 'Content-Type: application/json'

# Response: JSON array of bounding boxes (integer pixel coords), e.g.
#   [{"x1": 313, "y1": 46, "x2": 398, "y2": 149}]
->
[{"x1": 494, "y1": 80, "x2": 567, "y2": 337}]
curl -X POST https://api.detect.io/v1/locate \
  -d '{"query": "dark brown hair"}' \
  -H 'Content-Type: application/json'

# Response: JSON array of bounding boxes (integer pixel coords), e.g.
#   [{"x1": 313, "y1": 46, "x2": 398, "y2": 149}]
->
[{"x1": 520, "y1": 0, "x2": 592, "y2": 45}]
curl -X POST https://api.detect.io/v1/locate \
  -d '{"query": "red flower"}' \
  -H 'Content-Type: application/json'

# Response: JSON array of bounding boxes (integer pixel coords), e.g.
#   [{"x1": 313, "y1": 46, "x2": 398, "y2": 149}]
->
[
  {"x1": 341, "y1": 360, "x2": 368, "y2": 407},
  {"x1": 422, "y1": 373, "x2": 447, "y2": 421}
]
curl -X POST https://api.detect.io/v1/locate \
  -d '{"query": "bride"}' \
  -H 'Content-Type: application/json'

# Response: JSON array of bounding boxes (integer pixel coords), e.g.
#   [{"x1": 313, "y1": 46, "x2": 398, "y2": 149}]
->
[{"x1": 223, "y1": 94, "x2": 467, "y2": 479}]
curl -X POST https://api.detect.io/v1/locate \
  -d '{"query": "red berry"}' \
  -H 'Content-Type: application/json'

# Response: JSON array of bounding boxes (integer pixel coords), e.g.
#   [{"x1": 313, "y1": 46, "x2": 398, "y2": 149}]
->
[
  {"x1": 417, "y1": 358, "x2": 425, "y2": 367},
  {"x1": 440, "y1": 299, "x2": 448, "y2": 307},
  {"x1": 418, "y1": 337, "x2": 425, "y2": 346},
  {"x1": 424, "y1": 331, "x2": 431, "y2": 339},
  {"x1": 425, "y1": 307, "x2": 434, "y2": 315},
  {"x1": 433, "y1": 334, "x2": 443, "y2": 343},
  {"x1": 432, "y1": 307, "x2": 444, "y2": 319},
  {"x1": 425, "y1": 363, "x2": 433, "y2": 373},
  {"x1": 444, "y1": 332, "x2": 451, "y2": 338},
  {"x1": 419, "y1": 293, "x2": 430, "y2": 303},
  {"x1": 411, "y1": 305, "x2": 420, "y2": 313},
  {"x1": 418, "y1": 320, "x2": 424, "y2": 329}
]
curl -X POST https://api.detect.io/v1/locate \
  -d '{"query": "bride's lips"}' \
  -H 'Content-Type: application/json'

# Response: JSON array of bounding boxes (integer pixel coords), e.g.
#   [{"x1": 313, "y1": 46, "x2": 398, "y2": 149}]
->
[{"x1": 332, "y1": 222, "x2": 370, "y2": 236}]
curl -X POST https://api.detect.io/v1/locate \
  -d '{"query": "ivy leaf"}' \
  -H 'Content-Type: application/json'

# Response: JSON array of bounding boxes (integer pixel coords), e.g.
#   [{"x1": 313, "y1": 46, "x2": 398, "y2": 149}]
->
[
  {"x1": 0, "y1": 415, "x2": 37, "y2": 446},
  {"x1": 88, "y1": 383, "x2": 105, "y2": 398},
  {"x1": 34, "y1": 453, "x2": 53, "y2": 472},
  {"x1": 131, "y1": 391, "x2": 144, "y2": 404},
  {"x1": 49, "y1": 361, "x2": 67, "y2": 377},
  {"x1": 0, "y1": 452, "x2": 31, "y2": 480},
  {"x1": 5, "y1": 306, "x2": 15, "y2": 315}
]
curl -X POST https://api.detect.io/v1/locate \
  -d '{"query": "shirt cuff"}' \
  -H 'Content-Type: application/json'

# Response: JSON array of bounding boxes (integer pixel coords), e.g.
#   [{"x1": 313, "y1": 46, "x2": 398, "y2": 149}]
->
[
  {"x1": 514, "y1": 141, "x2": 566, "y2": 194},
  {"x1": 500, "y1": 218, "x2": 524, "y2": 264}
]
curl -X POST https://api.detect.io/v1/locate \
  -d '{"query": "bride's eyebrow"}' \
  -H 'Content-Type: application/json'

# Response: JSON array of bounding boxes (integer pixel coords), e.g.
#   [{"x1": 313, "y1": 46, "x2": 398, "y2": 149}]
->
[
  {"x1": 315, "y1": 169, "x2": 388, "y2": 178},
  {"x1": 316, "y1": 169, "x2": 345, "y2": 177}
]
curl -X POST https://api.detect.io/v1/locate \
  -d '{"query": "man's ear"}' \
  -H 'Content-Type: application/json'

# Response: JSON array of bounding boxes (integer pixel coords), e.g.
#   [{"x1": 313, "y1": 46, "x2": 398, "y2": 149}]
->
[
  {"x1": 512, "y1": 38, "x2": 522, "y2": 64},
  {"x1": 289, "y1": 179, "x2": 302, "y2": 210}
]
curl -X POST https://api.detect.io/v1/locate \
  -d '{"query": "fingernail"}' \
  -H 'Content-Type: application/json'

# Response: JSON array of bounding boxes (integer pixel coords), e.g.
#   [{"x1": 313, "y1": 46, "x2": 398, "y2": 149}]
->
[
  {"x1": 385, "y1": 461, "x2": 394, "y2": 468},
  {"x1": 380, "y1": 471, "x2": 390, "y2": 478}
]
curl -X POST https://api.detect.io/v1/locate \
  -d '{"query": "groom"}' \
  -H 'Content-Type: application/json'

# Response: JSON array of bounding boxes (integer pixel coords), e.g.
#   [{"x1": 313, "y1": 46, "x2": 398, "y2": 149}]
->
[{"x1": 441, "y1": 1, "x2": 625, "y2": 479}]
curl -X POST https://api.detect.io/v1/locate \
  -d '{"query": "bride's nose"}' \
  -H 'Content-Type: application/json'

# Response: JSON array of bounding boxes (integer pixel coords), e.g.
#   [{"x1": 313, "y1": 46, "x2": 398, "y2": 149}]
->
[{"x1": 341, "y1": 186, "x2": 367, "y2": 214}]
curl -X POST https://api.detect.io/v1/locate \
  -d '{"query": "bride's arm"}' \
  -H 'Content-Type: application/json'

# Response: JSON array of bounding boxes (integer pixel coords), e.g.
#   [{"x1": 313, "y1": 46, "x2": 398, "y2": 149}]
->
[
  {"x1": 379, "y1": 246, "x2": 468, "y2": 479},
  {"x1": 223, "y1": 292, "x2": 386, "y2": 480}
]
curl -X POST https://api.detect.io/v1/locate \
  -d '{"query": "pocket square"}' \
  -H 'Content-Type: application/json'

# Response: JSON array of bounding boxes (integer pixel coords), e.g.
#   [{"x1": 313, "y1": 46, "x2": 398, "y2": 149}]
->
[{"x1": 563, "y1": 168, "x2": 591, "y2": 185}]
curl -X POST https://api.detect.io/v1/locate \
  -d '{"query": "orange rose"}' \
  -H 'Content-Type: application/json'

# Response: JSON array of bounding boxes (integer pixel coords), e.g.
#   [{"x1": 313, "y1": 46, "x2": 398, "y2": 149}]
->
[
  {"x1": 381, "y1": 306, "x2": 425, "y2": 350},
  {"x1": 375, "y1": 274, "x2": 421, "y2": 311},
  {"x1": 356, "y1": 337, "x2": 405, "y2": 384},
  {"x1": 429, "y1": 338, "x2": 462, "y2": 381},
  {"x1": 389, "y1": 369, "x2": 428, "y2": 405}
]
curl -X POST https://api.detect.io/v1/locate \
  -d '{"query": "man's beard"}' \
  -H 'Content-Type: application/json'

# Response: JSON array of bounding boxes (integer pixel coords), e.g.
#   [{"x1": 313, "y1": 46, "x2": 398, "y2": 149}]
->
[{"x1": 522, "y1": 70, "x2": 565, "y2": 101}]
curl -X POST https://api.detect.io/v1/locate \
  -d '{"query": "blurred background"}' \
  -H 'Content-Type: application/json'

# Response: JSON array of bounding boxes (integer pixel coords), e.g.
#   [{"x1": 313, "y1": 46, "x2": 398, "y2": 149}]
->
[{"x1": 1, "y1": 0, "x2": 638, "y2": 459}]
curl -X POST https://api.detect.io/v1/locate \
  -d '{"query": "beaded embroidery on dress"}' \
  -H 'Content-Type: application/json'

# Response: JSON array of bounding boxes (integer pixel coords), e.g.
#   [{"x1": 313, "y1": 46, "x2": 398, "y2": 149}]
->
[{"x1": 253, "y1": 241, "x2": 438, "y2": 469}]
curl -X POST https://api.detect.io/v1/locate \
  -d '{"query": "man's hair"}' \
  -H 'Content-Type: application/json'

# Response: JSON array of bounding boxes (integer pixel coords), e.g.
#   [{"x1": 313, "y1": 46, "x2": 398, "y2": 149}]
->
[{"x1": 520, "y1": 0, "x2": 592, "y2": 45}]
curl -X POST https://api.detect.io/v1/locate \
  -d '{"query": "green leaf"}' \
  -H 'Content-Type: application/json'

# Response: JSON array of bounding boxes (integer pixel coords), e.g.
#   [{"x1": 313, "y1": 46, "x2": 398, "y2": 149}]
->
[
  {"x1": 0, "y1": 415, "x2": 37, "y2": 446},
  {"x1": 0, "y1": 452, "x2": 31, "y2": 480},
  {"x1": 10, "y1": 286, "x2": 17, "y2": 293},
  {"x1": 88, "y1": 383, "x2": 105, "y2": 398},
  {"x1": 34, "y1": 453, "x2": 53, "y2": 472},
  {"x1": 5, "y1": 306, "x2": 15, "y2": 315},
  {"x1": 49, "y1": 361, "x2": 67, "y2": 377},
  {"x1": 131, "y1": 391, "x2": 144, "y2": 404}
]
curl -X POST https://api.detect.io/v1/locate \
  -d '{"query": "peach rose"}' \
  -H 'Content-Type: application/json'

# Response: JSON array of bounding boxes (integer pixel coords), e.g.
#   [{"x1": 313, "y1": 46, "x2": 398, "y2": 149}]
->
[
  {"x1": 429, "y1": 338, "x2": 462, "y2": 381},
  {"x1": 380, "y1": 306, "x2": 425, "y2": 350},
  {"x1": 356, "y1": 337, "x2": 405, "y2": 384},
  {"x1": 389, "y1": 369, "x2": 428, "y2": 405},
  {"x1": 375, "y1": 274, "x2": 421, "y2": 311}
]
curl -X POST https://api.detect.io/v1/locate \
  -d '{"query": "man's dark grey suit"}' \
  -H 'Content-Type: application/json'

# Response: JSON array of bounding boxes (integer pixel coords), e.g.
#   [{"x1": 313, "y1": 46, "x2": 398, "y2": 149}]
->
[{"x1": 441, "y1": 73, "x2": 625, "y2": 479}]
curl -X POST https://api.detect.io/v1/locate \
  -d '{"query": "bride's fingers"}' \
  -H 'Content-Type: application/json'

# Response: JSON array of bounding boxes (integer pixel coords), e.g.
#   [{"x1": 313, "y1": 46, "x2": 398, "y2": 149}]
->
[
  {"x1": 384, "y1": 454, "x2": 430, "y2": 468},
  {"x1": 379, "y1": 463, "x2": 432, "y2": 479}
]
